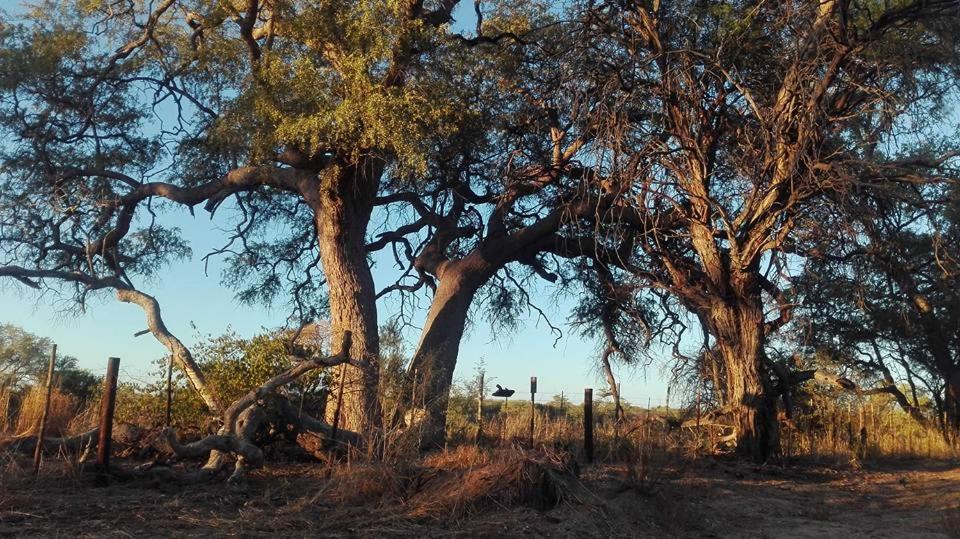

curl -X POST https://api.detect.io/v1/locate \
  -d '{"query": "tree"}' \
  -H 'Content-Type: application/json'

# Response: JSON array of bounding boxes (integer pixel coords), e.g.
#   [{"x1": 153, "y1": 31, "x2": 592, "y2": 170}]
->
[
  {"x1": 395, "y1": 7, "x2": 641, "y2": 447},
  {"x1": 0, "y1": 323, "x2": 89, "y2": 391},
  {"x1": 568, "y1": 0, "x2": 960, "y2": 459},
  {"x1": 0, "y1": 323, "x2": 54, "y2": 390},
  {"x1": 0, "y1": 0, "x2": 648, "y2": 454},
  {"x1": 798, "y1": 184, "x2": 960, "y2": 436},
  {"x1": 0, "y1": 1, "x2": 489, "y2": 477},
  {"x1": 0, "y1": 0, "x2": 500, "y2": 440}
]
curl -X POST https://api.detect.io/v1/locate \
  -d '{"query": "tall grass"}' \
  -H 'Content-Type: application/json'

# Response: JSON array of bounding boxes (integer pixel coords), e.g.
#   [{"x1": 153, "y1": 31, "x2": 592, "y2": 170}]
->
[
  {"x1": 780, "y1": 396, "x2": 956, "y2": 462},
  {"x1": 0, "y1": 383, "x2": 11, "y2": 432},
  {"x1": 8, "y1": 374, "x2": 955, "y2": 469},
  {"x1": 12, "y1": 385, "x2": 77, "y2": 437},
  {"x1": 446, "y1": 395, "x2": 957, "y2": 464}
]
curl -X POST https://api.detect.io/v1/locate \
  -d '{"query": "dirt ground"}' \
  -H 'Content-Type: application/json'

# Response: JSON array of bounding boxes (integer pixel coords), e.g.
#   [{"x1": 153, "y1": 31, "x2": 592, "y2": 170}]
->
[{"x1": 2, "y1": 454, "x2": 960, "y2": 537}]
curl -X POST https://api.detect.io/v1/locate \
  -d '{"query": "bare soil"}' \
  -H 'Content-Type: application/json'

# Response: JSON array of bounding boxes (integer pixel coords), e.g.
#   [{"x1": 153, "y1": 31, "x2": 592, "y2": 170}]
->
[{"x1": 2, "y1": 454, "x2": 959, "y2": 537}]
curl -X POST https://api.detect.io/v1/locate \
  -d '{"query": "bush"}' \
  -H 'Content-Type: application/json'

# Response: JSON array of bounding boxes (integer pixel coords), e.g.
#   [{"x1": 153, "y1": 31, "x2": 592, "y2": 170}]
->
[{"x1": 111, "y1": 328, "x2": 335, "y2": 430}]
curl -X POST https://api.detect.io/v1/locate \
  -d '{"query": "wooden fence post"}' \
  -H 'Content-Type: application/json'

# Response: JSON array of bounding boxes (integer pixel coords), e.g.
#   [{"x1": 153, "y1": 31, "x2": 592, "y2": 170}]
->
[
  {"x1": 330, "y1": 362, "x2": 348, "y2": 446},
  {"x1": 584, "y1": 388, "x2": 594, "y2": 464},
  {"x1": 97, "y1": 357, "x2": 120, "y2": 470},
  {"x1": 165, "y1": 354, "x2": 174, "y2": 427},
  {"x1": 33, "y1": 344, "x2": 57, "y2": 476},
  {"x1": 696, "y1": 386, "x2": 702, "y2": 428},
  {"x1": 0, "y1": 380, "x2": 10, "y2": 433},
  {"x1": 529, "y1": 376, "x2": 537, "y2": 447},
  {"x1": 559, "y1": 391, "x2": 566, "y2": 437},
  {"x1": 476, "y1": 371, "x2": 484, "y2": 444}
]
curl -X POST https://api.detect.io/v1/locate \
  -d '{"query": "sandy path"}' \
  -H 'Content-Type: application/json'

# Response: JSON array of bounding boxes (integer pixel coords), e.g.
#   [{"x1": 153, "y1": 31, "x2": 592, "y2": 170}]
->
[{"x1": 650, "y1": 462, "x2": 960, "y2": 538}]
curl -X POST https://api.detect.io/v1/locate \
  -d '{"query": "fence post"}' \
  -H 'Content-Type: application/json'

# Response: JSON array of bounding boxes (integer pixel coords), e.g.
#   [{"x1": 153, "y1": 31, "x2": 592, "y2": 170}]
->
[
  {"x1": 0, "y1": 380, "x2": 10, "y2": 432},
  {"x1": 33, "y1": 344, "x2": 57, "y2": 476},
  {"x1": 330, "y1": 362, "x2": 348, "y2": 446},
  {"x1": 476, "y1": 371, "x2": 484, "y2": 444},
  {"x1": 165, "y1": 354, "x2": 174, "y2": 427},
  {"x1": 97, "y1": 357, "x2": 120, "y2": 471},
  {"x1": 529, "y1": 376, "x2": 537, "y2": 447},
  {"x1": 584, "y1": 388, "x2": 594, "y2": 464}
]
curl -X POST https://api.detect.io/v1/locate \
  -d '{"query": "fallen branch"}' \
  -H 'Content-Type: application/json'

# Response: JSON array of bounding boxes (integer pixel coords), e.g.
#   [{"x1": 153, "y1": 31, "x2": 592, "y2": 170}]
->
[
  {"x1": 221, "y1": 331, "x2": 357, "y2": 431},
  {"x1": 163, "y1": 427, "x2": 263, "y2": 466},
  {"x1": 166, "y1": 331, "x2": 362, "y2": 482},
  {"x1": 1, "y1": 428, "x2": 99, "y2": 454},
  {"x1": 116, "y1": 288, "x2": 222, "y2": 414}
]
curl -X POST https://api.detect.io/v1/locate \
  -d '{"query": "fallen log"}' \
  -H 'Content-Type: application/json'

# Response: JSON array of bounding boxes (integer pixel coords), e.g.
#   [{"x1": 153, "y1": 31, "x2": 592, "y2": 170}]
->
[{"x1": 1, "y1": 428, "x2": 99, "y2": 455}]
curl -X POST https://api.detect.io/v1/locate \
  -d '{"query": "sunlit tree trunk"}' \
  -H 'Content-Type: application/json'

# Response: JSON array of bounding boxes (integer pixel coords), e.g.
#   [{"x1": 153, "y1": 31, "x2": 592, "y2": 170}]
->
[
  {"x1": 706, "y1": 296, "x2": 779, "y2": 462},
  {"x1": 312, "y1": 160, "x2": 383, "y2": 436},
  {"x1": 406, "y1": 254, "x2": 493, "y2": 449},
  {"x1": 944, "y1": 373, "x2": 960, "y2": 446}
]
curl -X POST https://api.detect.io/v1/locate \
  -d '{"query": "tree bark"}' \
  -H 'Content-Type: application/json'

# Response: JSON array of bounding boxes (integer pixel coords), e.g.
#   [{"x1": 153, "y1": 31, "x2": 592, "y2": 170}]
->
[
  {"x1": 707, "y1": 300, "x2": 779, "y2": 462},
  {"x1": 944, "y1": 371, "x2": 960, "y2": 445},
  {"x1": 406, "y1": 255, "x2": 493, "y2": 449},
  {"x1": 311, "y1": 161, "x2": 383, "y2": 436},
  {"x1": 116, "y1": 288, "x2": 222, "y2": 414}
]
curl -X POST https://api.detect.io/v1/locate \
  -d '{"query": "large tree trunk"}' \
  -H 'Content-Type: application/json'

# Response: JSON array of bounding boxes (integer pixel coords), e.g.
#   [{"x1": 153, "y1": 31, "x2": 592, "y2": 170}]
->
[
  {"x1": 944, "y1": 371, "x2": 960, "y2": 446},
  {"x1": 708, "y1": 301, "x2": 779, "y2": 462},
  {"x1": 407, "y1": 256, "x2": 492, "y2": 449},
  {"x1": 312, "y1": 161, "x2": 383, "y2": 436}
]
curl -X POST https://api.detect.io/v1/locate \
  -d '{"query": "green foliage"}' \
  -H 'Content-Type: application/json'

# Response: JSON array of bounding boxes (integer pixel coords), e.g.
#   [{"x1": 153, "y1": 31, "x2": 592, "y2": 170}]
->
[
  {"x1": 115, "y1": 327, "x2": 333, "y2": 429},
  {"x1": 55, "y1": 366, "x2": 100, "y2": 404},
  {"x1": 0, "y1": 323, "x2": 54, "y2": 390},
  {"x1": 379, "y1": 319, "x2": 409, "y2": 423},
  {"x1": 0, "y1": 324, "x2": 91, "y2": 394},
  {"x1": 182, "y1": 0, "x2": 481, "y2": 174}
]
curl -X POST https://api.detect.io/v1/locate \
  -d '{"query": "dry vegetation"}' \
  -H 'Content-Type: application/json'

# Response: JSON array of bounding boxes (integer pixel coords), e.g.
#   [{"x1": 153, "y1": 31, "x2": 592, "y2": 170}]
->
[
  {"x1": 10, "y1": 386, "x2": 78, "y2": 438},
  {"x1": 3, "y1": 394, "x2": 960, "y2": 537},
  {"x1": 2, "y1": 0, "x2": 960, "y2": 535}
]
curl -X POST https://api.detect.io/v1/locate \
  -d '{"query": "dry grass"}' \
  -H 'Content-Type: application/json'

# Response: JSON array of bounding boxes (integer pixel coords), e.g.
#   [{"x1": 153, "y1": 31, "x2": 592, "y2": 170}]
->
[
  {"x1": 6, "y1": 442, "x2": 960, "y2": 537},
  {"x1": 12, "y1": 385, "x2": 77, "y2": 437},
  {"x1": 457, "y1": 397, "x2": 959, "y2": 473},
  {"x1": 778, "y1": 399, "x2": 958, "y2": 465},
  {"x1": 0, "y1": 385, "x2": 11, "y2": 432},
  {"x1": 300, "y1": 443, "x2": 578, "y2": 521},
  {"x1": 421, "y1": 443, "x2": 491, "y2": 470}
]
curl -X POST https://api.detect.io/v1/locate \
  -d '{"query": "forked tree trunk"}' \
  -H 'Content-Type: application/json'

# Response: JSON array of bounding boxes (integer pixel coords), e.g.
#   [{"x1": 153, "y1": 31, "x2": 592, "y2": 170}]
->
[
  {"x1": 708, "y1": 301, "x2": 779, "y2": 462},
  {"x1": 312, "y1": 161, "x2": 383, "y2": 436},
  {"x1": 407, "y1": 257, "x2": 492, "y2": 449}
]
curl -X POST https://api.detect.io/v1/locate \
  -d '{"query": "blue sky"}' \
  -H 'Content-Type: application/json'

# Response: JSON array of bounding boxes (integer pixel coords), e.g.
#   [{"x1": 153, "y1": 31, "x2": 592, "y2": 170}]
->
[
  {"x1": 0, "y1": 213, "x2": 674, "y2": 404},
  {"x1": 0, "y1": 0, "x2": 674, "y2": 406}
]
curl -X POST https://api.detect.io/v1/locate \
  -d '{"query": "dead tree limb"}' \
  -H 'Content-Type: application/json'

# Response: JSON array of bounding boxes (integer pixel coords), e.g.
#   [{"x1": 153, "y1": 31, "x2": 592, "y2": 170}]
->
[
  {"x1": 166, "y1": 331, "x2": 363, "y2": 482},
  {"x1": 116, "y1": 288, "x2": 221, "y2": 414},
  {"x1": 2, "y1": 428, "x2": 99, "y2": 455},
  {"x1": 220, "y1": 331, "x2": 359, "y2": 430}
]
